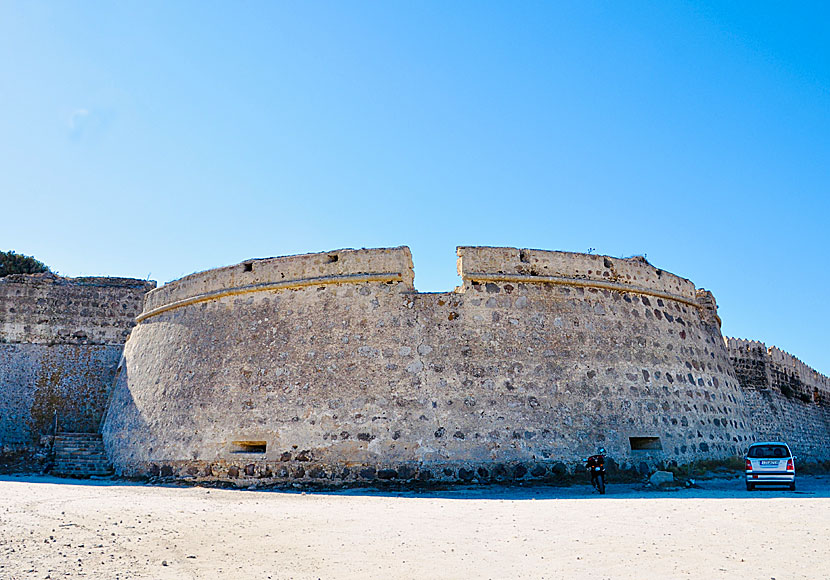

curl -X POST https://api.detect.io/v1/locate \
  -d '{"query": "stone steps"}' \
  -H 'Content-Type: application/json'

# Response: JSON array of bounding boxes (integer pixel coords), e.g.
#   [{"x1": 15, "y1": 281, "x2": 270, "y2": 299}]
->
[{"x1": 52, "y1": 433, "x2": 113, "y2": 478}]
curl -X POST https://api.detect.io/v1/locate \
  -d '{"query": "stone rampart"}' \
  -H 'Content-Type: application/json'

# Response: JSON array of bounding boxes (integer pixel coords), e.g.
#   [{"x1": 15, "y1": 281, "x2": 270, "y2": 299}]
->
[
  {"x1": 103, "y1": 247, "x2": 755, "y2": 485},
  {"x1": 0, "y1": 273, "x2": 153, "y2": 345},
  {"x1": 0, "y1": 274, "x2": 154, "y2": 451},
  {"x1": 725, "y1": 338, "x2": 829, "y2": 461}
]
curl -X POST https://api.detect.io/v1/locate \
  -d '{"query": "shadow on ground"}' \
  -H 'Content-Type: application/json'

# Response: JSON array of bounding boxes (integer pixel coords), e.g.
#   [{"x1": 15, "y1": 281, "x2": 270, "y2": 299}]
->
[{"x1": 2, "y1": 473, "x2": 829, "y2": 501}]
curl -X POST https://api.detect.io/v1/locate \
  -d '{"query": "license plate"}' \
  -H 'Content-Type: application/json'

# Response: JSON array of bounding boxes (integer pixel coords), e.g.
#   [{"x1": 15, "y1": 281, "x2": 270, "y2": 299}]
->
[{"x1": 760, "y1": 460, "x2": 779, "y2": 466}]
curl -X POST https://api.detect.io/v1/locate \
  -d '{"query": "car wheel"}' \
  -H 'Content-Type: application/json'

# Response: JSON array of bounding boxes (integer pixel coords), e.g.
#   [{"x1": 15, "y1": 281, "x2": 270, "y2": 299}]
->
[{"x1": 746, "y1": 482, "x2": 754, "y2": 491}]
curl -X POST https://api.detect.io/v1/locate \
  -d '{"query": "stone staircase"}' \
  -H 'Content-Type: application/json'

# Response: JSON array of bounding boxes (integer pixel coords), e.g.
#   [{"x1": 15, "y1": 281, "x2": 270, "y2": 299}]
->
[{"x1": 52, "y1": 433, "x2": 113, "y2": 478}]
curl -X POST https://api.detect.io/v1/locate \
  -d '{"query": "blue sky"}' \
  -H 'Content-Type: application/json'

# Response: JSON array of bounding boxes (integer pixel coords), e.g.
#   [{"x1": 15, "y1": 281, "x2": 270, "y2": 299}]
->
[{"x1": 2, "y1": 2, "x2": 828, "y2": 373}]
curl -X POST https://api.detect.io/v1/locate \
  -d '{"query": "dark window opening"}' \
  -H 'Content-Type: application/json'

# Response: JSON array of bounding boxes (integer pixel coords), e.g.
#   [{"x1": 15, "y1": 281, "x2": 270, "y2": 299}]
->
[
  {"x1": 629, "y1": 436, "x2": 662, "y2": 451},
  {"x1": 243, "y1": 263, "x2": 253, "y2": 272},
  {"x1": 327, "y1": 254, "x2": 339, "y2": 263},
  {"x1": 231, "y1": 440, "x2": 267, "y2": 453},
  {"x1": 519, "y1": 250, "x2": 530, "y2": 263}
]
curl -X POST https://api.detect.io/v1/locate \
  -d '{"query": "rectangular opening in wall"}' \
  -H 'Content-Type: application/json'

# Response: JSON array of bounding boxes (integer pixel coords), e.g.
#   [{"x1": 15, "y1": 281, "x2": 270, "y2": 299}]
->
[
  {"x1": 231, "y1": 440, "x2": 267, "y2": 453},
  {"x1": 629, "y1": 436, "x2": 662, "y2": 451},
  {"x1": 243, "y1": 262, "x2": 253, "y2": 272}
]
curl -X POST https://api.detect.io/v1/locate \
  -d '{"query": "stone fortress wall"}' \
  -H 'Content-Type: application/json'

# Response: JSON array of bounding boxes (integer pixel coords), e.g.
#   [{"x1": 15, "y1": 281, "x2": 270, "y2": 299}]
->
[
  {"x1": 725, "y1": 338, "x2": 830, "y2": 462},
  {"x1": 0, "y1": 273, "x2": 155, "y2": 450},
  {"x1": 103, "y1": 246, "x2": 768, "y2": 485}
]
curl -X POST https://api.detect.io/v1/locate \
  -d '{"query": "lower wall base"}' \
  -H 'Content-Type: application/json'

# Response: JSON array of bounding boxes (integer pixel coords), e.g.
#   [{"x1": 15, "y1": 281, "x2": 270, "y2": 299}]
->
[
  {"x1": 0, "y1": 445, "x2": 51, "y2": 475},
  {"x1": 117, "y1": 454, "x2": 732, "y2": 488}
]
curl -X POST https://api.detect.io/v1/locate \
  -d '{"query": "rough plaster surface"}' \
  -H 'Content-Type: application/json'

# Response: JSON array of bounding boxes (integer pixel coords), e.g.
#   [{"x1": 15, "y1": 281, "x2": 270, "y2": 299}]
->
[
  {"x1": 0, "y1": 344, "x2": 122, "y2": 447},
  {"x1": 103, "y1": 247, "x2": 759, "y2": 484},
  {"x1": 0, "y1": 274, "x2": 154, "y2": 450}
]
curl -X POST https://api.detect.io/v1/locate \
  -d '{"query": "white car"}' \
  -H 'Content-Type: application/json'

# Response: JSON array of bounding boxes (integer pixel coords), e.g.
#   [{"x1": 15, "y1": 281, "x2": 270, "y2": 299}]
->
[{"x1": 745, "y1": 442, "x2": 796, "y2": 491}]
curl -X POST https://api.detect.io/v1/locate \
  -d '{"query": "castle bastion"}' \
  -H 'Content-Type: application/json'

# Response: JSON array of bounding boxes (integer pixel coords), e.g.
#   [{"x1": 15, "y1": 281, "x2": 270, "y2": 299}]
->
[{"x1": 101, "y1": 246, "x2": 763, "y2": 485}]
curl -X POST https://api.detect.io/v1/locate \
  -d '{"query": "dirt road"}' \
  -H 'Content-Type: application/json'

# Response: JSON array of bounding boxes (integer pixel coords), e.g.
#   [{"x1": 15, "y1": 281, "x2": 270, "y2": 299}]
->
[{"x1": 1, "y1": 475, "x2": 828, "y2": 579}]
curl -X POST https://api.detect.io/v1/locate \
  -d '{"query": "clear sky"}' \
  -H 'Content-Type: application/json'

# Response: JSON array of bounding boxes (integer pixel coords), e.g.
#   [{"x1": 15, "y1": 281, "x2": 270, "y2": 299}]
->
[{"x1": 2, "y1": 2, "x2": 828, "y2": 374}]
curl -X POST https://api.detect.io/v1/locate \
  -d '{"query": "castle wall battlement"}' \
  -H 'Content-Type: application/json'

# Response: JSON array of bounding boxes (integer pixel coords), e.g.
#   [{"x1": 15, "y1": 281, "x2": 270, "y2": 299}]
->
[
  {"x1": 768, "y1": 346, "x2": 830, "y2": 394},
  {"x1": 140, "y1": 247, "x2": 414, "y2": 321},
  {"x1": 457, "y1": 247, "x2": 697, "y2": 301},
  {"x1": 725, "y1": 338, "x2": 830, "y2": 396},
  {"x1": 724, "y1": 337, "x2": 767, "y2": 352}
]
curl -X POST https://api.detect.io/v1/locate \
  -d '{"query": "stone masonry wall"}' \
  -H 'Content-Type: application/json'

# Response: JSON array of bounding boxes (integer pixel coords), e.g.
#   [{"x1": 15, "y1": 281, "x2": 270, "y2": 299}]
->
[
  {"x1": 726, "y1": 338, "x2": 830, "y2": 462},
  {"x1": 103, "y1": 247, "x2": 755, "y2": 486},
  {"x1": 0, "y1": 344, "x2": 123, "y2": 446},
  {"x1": 0, "y1": 273, "x2": 152, "y2": 345},
  {"x1": 0, "y1": 274, "x2": 154, "y2": 451}
]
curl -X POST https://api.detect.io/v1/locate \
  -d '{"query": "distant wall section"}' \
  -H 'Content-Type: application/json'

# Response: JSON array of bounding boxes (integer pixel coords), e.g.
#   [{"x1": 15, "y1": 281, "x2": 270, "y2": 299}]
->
[
  {"x1": 0, "y1": 274, "x2": 150, "y2": 344},
  {"x1": 0, "y1": 274, "x2": 154, "y2": 451},
  {"x1": 726, "y1": 338, "x2": 830, "y2": 461}
]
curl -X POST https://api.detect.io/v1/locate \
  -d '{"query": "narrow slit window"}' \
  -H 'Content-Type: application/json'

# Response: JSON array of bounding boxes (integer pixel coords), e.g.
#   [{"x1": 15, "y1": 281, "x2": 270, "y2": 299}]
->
[
  {"x1": 629, "y1": 436, "x2": 662, "y2": 451},
  {"x1": 231, "y1": 440, "x2": 267, "y2": 453}
]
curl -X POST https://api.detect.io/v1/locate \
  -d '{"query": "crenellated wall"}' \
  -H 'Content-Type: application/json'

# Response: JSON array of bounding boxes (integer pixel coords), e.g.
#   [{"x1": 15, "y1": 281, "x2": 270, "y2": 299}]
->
[
  {"x1": 0, "y1": 274, "x2": 155, "y2": 451},
  {"x1": 725, "y1": 338, "x2": 830, "y2": 461},
  {"x1": 103, "y1": 247, "x2": 757, "y2": 485}
]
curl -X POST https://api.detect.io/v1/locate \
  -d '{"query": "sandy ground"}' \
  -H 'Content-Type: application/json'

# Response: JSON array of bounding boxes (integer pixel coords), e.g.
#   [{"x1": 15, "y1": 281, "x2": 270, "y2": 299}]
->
[{"x1": 1, "y1": 475, "x2": 828, "y2": 580}]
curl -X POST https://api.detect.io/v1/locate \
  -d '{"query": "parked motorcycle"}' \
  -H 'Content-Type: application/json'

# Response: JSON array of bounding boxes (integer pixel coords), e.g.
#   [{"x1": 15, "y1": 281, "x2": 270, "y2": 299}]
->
[{"x1": 586, "y1": 448, "x2": 607, "y2": 494}]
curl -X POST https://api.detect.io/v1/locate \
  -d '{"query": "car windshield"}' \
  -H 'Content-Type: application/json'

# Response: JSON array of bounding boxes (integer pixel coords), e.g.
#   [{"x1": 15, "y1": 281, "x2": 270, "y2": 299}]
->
[{"x1": 748, "y1": 445, "x2": 790, "y2": 459}]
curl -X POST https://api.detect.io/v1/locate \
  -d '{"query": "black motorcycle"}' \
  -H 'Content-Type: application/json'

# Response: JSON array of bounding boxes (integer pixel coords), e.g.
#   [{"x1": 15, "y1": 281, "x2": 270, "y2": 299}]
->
[{"x1": 586, "y1": 454, "x2": 606, "y2": 494}]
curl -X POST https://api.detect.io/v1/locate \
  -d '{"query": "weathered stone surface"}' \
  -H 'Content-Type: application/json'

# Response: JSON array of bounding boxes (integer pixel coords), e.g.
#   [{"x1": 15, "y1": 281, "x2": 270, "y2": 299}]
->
[
  {"x1": 458, "y1": 468, "x2": 474, "y2": 481},
  {"x1": 0, "y1": 344, "x2": 122, "y2": 445},
  {"x1": 0, "y1": 273, "x2": 153, "y2": 345},
  {"x1": 359, "y1": 467, "x2": 376, "y2": 480},
  {"x1": 0, "y1": 274, "x2": 154, "y2": 452},
  {"x1": 377, "y1": 469, "x2": 397, "y2": 480},
  {"x1": 397, "y1": 465, "x2": 415, "y2": 479},
  {"x1": 417, "y1": 470, "x2": 432, "y2": 481},
  {"x1": 649, "y1": 471, "x2": 674, "y2": 486},
  {"x1": 725, "y1": 338, "x2": 830, "y2": 462},
  {"x1": 3, "y1": 246, "x2": 826, "y2": 487},
  {"x1": 93, "y1": 246, "x2": 786, "y2": 485}
]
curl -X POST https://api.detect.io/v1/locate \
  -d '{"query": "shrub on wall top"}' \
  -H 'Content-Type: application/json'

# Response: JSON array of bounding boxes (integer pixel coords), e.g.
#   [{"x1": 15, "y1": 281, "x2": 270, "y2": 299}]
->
[{"x1": 0, "y1": 250, "x2": 50, "y2": 277}]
